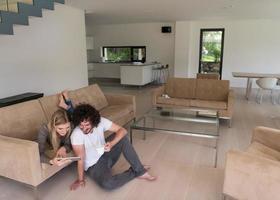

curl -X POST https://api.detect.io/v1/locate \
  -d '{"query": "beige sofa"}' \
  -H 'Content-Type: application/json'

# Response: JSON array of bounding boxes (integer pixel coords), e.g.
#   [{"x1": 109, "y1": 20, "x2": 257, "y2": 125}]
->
[
  {"x1": 0, "y1": 84, "x2": 135, "y2": 188},
  {"x1": 223, "y1": 126, "x2": 280, "y2": 200},
  {"x1": 152, "y1": 78, "x2": 234, "y2": 126}
]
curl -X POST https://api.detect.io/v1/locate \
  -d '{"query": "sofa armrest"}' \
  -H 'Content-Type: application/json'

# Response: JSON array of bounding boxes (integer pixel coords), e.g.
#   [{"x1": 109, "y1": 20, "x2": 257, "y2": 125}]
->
[
  {"x1": 104, "y1": 93, "x2": 136, "y2": 114},
  {"x1": 223, "y1": 150, "x2": 280, "y2": 200},
  {"x1": 0, "y1": 135, "x2": 42, "y2": 186},
  {"x1": 252, "y1": 126, "x2": 280, "y2": 152},
  {"x1": 152, "y1": 85, "x2": 165, "y2": 106}
]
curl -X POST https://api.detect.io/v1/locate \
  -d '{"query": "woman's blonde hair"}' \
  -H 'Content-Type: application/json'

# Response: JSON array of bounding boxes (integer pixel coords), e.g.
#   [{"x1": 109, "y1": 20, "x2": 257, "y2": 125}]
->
[{"x1": 47, "y1": 109, "x2": 71, "y2": 152}]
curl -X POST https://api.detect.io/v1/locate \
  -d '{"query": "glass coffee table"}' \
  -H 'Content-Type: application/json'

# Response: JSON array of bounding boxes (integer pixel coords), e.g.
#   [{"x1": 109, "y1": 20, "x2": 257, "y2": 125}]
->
[{"x1": 130, "y1": 107, "x2": 219, "y2": 167}]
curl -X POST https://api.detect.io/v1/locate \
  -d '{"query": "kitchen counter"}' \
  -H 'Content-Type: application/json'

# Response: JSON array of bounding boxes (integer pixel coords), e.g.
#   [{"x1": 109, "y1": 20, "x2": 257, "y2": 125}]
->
[
  {"x1": 87, "y1": 62, "x2": 160, "y2": 80},
  {"x1": 88, "y1": 61, "x2": 158, "y2": 66},
  {"x1": 120, "y1": 63, "x2": 160, "y2": 86}
]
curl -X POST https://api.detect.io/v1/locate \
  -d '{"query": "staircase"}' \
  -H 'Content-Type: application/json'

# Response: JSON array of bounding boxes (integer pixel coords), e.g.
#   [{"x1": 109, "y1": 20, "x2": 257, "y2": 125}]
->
[{"x1": 0, "y1": 0, "x2": 64, "y2": 35}]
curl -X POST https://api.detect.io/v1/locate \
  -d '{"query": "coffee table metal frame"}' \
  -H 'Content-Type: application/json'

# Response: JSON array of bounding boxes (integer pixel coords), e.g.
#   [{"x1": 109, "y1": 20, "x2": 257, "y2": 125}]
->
[{"x1": 130, "y1": 107, "x2": 220, "y2": 167}]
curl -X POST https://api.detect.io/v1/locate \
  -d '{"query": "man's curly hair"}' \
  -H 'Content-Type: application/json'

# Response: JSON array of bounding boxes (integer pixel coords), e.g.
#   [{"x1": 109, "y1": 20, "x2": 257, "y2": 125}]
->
[{"x1": 72, "y1": 104, "x2": 101, "y2": 128}]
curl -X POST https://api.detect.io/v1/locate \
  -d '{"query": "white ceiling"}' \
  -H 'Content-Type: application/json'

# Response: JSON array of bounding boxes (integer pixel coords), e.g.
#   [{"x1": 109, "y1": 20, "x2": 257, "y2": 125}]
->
[{"x1": 66, "y1": 0, "x2": 280, "y2": 24}]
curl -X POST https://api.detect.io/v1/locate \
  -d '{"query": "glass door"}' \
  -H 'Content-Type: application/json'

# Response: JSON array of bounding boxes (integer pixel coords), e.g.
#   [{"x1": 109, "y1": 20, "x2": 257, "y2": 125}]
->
[{"x1": 199, "y1": 29, "x2": 225, "y2": 79}]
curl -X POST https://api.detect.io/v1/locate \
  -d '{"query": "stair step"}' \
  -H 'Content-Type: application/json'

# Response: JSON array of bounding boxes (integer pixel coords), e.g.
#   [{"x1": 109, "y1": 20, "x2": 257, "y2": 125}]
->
[
  {"x1": 18, "y1": 2, "x2": 42, "y2": 17},
  {"x1": 33, "y1": 0, "x2": 54, "y2": 10},
  {"x1": 0, "y1": 11, "x2": 29, "y2": 25},
  {"x1": 54, "y1": 0, "x2": 65, "y2": 4},
  {"x1": 0, "y1": 22, "x2": 13, "y2": 34}
]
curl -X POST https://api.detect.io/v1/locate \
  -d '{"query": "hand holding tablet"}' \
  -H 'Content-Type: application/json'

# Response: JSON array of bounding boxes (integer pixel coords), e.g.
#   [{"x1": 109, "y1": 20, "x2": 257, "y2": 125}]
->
[{"x1": 57, "y1": 157, "x2": 81, "y2": 161}]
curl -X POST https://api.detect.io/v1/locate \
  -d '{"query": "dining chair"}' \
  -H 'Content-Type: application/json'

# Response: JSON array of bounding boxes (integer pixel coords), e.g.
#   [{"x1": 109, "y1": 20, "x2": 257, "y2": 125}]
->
[{"x1": 255, "y1": 77, "x2": 278, "y2": 104}]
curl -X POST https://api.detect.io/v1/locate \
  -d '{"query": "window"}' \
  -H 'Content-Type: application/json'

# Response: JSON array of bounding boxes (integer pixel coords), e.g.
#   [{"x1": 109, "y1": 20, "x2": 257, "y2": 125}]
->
[
  {"x1": 199, "y1": 29, "x2": 225, "y2": 79},
  {"x1": 102, "y1": 46, "x2": 146, "y2": 63}
]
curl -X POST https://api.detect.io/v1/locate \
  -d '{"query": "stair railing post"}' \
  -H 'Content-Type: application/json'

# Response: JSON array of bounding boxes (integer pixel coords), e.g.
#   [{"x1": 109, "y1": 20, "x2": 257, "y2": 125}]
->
[{"x1": 6, "y1": 0, "x2": 9, "y2": 11}]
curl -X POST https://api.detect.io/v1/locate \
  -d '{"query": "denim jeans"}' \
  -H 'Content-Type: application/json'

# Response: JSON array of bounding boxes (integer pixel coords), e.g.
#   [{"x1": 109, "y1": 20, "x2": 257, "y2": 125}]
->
[{"x1": 86, "y1": 133, "x2": 146, "y2": 190}]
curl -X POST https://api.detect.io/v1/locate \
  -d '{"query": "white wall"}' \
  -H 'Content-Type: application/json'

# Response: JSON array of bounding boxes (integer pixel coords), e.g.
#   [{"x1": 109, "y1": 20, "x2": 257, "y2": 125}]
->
[
  {"x1": 0, "y1": 4, "x2": 88, "y2": 98},
  {"x1": 174, "y1": 21, "x2": 191, "y2": 78},
  {"x1": 86, "y1": 22, "x2": 175, "y2": 78},
  {"x1": 174, "y1": 19, "x2": 280, "y2": 88}
]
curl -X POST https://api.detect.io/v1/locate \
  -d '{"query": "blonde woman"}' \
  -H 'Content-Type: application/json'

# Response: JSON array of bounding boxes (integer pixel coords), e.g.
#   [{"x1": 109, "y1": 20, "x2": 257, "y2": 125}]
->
[{"x1": 37, "y1": 109, "x2": 72, "y2": 166}]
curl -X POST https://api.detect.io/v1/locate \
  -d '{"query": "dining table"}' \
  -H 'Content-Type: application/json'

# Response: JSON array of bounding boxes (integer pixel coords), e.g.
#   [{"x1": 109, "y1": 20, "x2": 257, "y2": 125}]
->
[{"x1": 232, "y1": 72, "x2": 280, "y2": 100}]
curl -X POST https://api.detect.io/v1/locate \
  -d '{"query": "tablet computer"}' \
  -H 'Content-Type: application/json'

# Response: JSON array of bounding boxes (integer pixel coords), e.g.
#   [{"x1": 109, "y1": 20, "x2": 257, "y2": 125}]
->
[{"x1": 57, "y1": 157, "x2": 81, "y2": 161}]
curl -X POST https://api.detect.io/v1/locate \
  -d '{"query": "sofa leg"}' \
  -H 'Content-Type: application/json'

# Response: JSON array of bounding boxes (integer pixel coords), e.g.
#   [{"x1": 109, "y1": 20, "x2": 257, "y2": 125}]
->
[
  {"x1": 228, "y1": 119, "x2": 232, "y2": 128},
  {"x1": 31, "y1": 186, "x2": 40, "y2": 200},
  {"x1": 130, "y1": 118, "x2": 136, "y2": 144},
  {"x1": 143, "y1": 117, "x2": 146, "y2": 140}
]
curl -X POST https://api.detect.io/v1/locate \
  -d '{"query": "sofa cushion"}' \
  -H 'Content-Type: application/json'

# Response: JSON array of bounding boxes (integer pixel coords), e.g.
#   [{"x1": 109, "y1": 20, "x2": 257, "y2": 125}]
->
[
  {"x1": 71, "y1": 84, "x2": 108, "y2": 111},
  {"x1": 157, "y1": 97, "x2": 191, "y2": 107},
  {"x1": 39, "y1": 94, "x2": 61, "y2": 121},
  {"x1": 246, "y1": 142, "x2": 280, "y2": 161},
  {"x1": 0, "y1": 100, "x2": 47, "y2": 140},
  {"x1": 190, "y1": 99, "x2": 227, "y2": 110},
  {"x1": 195, "y1": 79, "x2": 229, "y2": 101},
  {"x1": 166, "y1": 78, "x2": 196, "y2": 99},
  {"x1": 100, "y1": 104, "x2": 133, "y2": 123}
]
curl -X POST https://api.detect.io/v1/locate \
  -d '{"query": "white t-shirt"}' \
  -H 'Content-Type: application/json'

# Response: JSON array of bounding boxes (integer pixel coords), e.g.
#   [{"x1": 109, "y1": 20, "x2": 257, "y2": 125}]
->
[{"x1": 70, "y1": 117, "x2": 112, "y2": 171}]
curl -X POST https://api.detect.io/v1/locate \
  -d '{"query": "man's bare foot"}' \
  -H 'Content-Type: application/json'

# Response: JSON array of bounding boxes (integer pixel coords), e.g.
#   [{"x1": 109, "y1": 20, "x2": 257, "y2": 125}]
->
[{"x1": 137, "y1": 172, "x2": 157, "y2": 181}]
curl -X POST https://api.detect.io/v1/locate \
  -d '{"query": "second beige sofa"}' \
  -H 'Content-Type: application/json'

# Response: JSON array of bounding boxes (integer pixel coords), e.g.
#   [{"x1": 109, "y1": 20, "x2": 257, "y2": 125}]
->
[
  {"x1": 223, "y1": 126, "x2": 280, "y2": 200},
  {"x1": 152, "y1": 78, "x2": 234, "y2": 126}
]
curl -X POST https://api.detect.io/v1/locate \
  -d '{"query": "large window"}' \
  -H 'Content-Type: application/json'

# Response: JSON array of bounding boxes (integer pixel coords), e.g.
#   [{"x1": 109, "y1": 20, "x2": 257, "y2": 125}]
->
[
  {"x1": 102, "y1": 46, "x2": 146, "y2": 63},
  {"x1": 199, "y1": 29, "x2": 225, "y2": 79}
]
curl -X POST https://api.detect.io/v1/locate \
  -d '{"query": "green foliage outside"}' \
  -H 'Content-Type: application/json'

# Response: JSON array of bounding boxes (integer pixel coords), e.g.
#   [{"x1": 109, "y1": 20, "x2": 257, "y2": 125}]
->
[
  {"x1": 202, "y1": 42, "x2": 221, "y2": 62},
  {"x1": 106, "y1": 48, "x2": 131, "y2": 62}
]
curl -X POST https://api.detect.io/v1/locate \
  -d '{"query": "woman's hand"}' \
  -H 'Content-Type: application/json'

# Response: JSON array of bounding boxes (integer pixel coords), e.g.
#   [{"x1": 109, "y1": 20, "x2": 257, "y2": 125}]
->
[
  {"x1": 70, "y1": 179, "x2": 86, "y2": 191},
  {"x1": 56, "y1": 146, "x2": 67, "y2": 158}
]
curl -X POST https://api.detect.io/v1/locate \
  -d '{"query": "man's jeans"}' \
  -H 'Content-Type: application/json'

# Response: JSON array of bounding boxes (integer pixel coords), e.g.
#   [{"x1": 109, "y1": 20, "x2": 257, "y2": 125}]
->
[{"x1": 86, "y1": 133, "x2": 146, "y2": 190}]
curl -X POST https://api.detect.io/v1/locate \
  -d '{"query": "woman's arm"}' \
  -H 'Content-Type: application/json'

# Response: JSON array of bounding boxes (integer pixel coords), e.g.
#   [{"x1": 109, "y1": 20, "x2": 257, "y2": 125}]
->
[
  {"x1": 62, "y1": 136, "x2": 72, "y2": 153},
  {"x1": 37, "y1": 124, "x2": 50, "y2": 163}
]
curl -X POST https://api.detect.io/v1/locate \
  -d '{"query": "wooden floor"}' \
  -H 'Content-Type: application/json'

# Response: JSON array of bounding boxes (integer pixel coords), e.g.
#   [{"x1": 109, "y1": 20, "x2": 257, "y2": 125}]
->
[{"x1": 1, "y1": 86, "x2": 280, "y2": 200}]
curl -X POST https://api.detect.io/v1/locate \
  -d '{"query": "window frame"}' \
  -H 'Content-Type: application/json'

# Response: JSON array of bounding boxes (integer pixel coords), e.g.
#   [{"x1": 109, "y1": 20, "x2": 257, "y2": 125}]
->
[
  {"x1": 102, "y1": 46, "x2": 146, "y2": 63},
  {"x1": 198, "y1": 28, "x2": 225, "y2": 79}
]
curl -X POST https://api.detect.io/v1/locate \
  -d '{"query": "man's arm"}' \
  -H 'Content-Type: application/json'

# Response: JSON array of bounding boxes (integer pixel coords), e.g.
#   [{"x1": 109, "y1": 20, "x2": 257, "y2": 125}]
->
[
  {"x1": 105, "y1": 123, "x2": 127, "y2": 151},
  {"x1": 70, "y1": 144, "x2": 85, "y2": 190}
]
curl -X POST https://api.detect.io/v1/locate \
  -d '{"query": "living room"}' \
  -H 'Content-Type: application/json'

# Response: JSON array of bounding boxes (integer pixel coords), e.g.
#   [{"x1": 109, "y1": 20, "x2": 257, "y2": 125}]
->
[{"x1": 0, "y1": 0, "x2": 280, "y2": 199}]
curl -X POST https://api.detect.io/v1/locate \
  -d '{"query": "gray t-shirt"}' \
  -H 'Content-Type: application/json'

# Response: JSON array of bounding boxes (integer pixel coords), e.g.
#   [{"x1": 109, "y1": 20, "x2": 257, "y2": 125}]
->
[{"x1": 37, "y1": 124, "x2": 72, "y2": 163}]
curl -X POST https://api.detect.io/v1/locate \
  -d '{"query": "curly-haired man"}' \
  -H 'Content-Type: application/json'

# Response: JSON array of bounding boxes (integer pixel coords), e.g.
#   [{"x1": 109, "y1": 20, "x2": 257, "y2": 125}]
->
[{"x1": 70, "y1": 104, "x2": 156, "y2": 190}]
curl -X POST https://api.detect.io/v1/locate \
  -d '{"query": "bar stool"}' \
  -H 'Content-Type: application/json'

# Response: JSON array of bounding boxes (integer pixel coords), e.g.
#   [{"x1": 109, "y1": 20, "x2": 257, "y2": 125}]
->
[
  {"x1": 162, "y1": 64, "x2": 170, "y2": 83},
  {"x1": 152, "y1": 65, "x2": 165, "y2": 84}
]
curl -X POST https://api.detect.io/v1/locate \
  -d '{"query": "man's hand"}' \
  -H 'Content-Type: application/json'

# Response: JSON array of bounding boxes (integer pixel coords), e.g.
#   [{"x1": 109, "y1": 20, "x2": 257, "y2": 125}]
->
[
  {"x1": 70, "y1": 179, "x2": 86, "y2": 191},
  {"x1": 56, "y1": 146, "x2": 67, "y2": 157},
  {"x1": 104, "y1": 142, "x2": 113, "y2": 152}
]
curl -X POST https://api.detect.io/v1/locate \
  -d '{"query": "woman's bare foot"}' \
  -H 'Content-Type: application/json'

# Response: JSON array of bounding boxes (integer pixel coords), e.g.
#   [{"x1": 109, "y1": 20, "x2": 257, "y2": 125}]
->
[
  {"x1": 58, "y1": 93, "x2": 68, "y2": 110},
  {"x1": 62, "y1": 90, "x2": 69, "y2": 100},
  {"x1": 137, "y1": 172, "x2": 157, "y2": 181}
]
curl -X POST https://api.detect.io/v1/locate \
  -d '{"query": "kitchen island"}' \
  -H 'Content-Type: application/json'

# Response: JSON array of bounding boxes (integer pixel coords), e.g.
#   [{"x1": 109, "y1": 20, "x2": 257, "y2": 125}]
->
[{"x1": 120, "y1": 63, "x2": 160, "y2": 86}]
